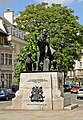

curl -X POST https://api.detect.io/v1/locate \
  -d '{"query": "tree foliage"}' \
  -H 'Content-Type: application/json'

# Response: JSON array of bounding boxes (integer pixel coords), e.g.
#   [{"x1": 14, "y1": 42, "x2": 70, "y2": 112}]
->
[{"x1": 14, "y1": 3, "x2": 83, "y2": 83}]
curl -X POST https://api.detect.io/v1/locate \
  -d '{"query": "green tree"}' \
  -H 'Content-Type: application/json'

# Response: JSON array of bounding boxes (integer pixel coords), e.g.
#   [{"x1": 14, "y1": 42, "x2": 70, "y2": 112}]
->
[
  {"x1": 14, "y1": 3, "x2": 83, "y2": 83},
  {"x1": 14, "y1": 33, "x2": 38, "y2": 83}
]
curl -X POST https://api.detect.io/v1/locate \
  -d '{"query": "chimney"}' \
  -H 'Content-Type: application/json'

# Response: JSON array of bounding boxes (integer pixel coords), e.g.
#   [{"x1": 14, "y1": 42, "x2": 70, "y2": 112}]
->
[{"x1": 4, "y1": 9, "x2": 14, "y2": 24}]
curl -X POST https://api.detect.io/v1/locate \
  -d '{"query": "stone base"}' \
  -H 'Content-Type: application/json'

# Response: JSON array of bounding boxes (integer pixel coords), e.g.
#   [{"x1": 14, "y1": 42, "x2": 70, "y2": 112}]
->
[
  {"x1": 64, "y1": 97, "x2": 71, "y2": 107},
  {"x1": 64, "y1": 104, "x2": 78, "y2": 110},
  {"x1": 53, "y1": 97, "x2": 64, "y2": 110},
  {"x1": 11, "y1": 71, "x2": 65, "y2": 110}
]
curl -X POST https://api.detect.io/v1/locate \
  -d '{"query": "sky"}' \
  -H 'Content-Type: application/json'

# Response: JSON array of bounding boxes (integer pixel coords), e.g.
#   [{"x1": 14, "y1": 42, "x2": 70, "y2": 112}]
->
[{"x1": 0, "y1": 0, "x2": 83, "y2": 25}]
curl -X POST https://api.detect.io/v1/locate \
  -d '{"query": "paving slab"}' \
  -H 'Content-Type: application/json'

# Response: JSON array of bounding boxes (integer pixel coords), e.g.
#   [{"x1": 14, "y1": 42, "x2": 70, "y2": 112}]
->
[
  {"x1": 0, "y1": 101, "x2": 83, "y2": 120},
  {"x1": 0, "y1": 105, "x2": 83, "y2": 120}
]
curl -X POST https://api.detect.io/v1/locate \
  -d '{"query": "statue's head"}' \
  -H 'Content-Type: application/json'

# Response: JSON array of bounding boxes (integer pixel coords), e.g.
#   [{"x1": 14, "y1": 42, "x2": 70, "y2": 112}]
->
[
  {"x1": 42, "y1": 29, "x2": 47, "y2": 35},
  {"x1": 27, "y1": 52, "x2": 32, "y2": 57}
]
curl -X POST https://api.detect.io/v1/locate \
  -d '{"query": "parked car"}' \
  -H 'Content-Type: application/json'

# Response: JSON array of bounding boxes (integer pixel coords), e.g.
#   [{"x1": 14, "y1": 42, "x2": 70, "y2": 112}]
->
[
  {"x1": 77, "y1": 88, "x2": 83, "y2": 99},
  {"x1": 0, "y1": 88, "x2": 15, "y2": 100},
  {"x1": 70, "y1": 86, "x2": 81, "y2": 94},
  {"x1": 64, "y1": 85, "x2": 71, "y2": 92}
]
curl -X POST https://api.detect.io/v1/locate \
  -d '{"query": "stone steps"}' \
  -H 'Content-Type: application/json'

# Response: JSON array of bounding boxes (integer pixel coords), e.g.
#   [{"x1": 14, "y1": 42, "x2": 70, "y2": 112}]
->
[{"x1": 64, "y1": 104, "x2": 78, "y2": 110}]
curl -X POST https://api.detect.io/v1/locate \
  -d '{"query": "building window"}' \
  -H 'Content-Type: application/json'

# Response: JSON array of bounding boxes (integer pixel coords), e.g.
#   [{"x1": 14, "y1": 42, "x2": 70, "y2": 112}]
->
[
  {"x1": 16, "y1": 29, "x2": 18, "y2": 37},
  {"x1": 11, "y1": 27, "x2": 13, "y2": 35},
  {"x1": 5, "y1": 54, "x2": 8, "y2": 65},
  {"x1": 0, "y1": 36, "x2": 3, "y2": 45},
  {"x1": 1, "y1": 74, "x2": 4, "y2": 88},
  {"x1": 13, "y1": 30, "x2": 16, "y2": 36},
  {"x1": 0, "y1": 53, "x2": 12, "y2": 65},
  {"x1": 5, "y1": 54, "x2": 12, "y2": 65},
  {"x1": 1, "y1": 53, "x2": 4, "y2": 64},
  {"x1": 1, "y1": 73, "x2": 12, "y2": 88},
  {"x1": 9, "y1": 74, "x2": 12, "y2": 88},
  {"x1": 70, "y1": 71, "x2": 72, "y2": 77},
  {"x1": 80, "y1": 61, "x2": 82, "y2": 68},
  {"x1": 73, "y1": 71, "x2": 75, "y2": 77},
  {"x1": 5, "y1": 74, "x2": 8, "y2": 88},
  {"x1": 7, "y1": 26, "x2": 12, "y2": 34},
  {"x1": 9, "y1": 54, "x2": 12, "y2": 65},
  {"x1": 0, "y1": 36, "x2": 8, "y2": 45},
  {"x1": 4, "y1": 38, "x2": 8, "y2": 45},
  {"x1": 1, "y1": 74, "x2": 4, "y2": 80}
]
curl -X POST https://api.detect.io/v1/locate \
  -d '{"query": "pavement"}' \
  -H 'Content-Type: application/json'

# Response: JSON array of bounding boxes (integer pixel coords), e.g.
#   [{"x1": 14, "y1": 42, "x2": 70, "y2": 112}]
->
[{"x1": 0, "y1": 101, "x2": 83, "y2": 120}]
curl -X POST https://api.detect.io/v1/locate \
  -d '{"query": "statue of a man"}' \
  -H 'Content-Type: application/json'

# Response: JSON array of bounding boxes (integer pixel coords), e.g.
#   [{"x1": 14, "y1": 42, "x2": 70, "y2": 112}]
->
[
  {"x1": 37, "y1": 29, "x2": 51, "y2": 70},
  {"x1": 26, "y1": 52, "x2": 32, "y2": 72}
]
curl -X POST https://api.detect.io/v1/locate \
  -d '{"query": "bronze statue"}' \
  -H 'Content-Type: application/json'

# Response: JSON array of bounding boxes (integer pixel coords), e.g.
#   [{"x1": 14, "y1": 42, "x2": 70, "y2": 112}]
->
[
  {"x1": 25, "y1": 29, "x2": 57, "y2": 72},
  {"x1": 37, "y1": 29, "x2": 51, "y2": 70}
]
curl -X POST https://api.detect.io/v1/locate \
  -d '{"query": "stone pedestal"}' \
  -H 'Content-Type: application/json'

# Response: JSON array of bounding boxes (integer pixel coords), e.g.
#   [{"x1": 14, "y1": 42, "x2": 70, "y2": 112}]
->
[{"x1": 11, "y1": 71, "x2": 65, "y2": 110}]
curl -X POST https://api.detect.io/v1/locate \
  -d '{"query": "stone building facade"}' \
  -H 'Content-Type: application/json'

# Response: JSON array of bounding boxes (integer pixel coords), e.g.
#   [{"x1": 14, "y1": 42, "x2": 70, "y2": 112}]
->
[
  {"x1": 0, "y1": 9, "x2": 27, "y2": 88},
  {"x1": 67, "y1": 50, "x2": 83, "y2": 85}
]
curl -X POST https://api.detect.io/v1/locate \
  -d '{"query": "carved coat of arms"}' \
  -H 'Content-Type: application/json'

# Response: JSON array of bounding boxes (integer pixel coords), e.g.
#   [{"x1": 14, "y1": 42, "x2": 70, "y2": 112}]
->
[{"x1": 29, "y1": 86, "x2": 45, "y2": 102}]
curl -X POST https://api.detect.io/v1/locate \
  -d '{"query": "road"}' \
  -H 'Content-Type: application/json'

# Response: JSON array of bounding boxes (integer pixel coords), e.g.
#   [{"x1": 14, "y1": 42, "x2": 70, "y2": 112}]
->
[{"x1": 64, "y1": 92, "x2": 83, "y2": 105}]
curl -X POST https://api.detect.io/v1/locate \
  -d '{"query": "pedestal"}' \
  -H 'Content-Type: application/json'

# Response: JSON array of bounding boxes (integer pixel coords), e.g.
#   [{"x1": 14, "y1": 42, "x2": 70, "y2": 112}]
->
[{"x1": 11, "y1": 71, "x2": 65, "y2": 110}]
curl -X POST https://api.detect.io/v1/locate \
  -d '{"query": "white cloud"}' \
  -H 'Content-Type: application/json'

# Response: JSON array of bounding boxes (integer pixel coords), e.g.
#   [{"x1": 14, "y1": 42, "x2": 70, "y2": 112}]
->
[
  {"x1": 78, "y1": 0, "x2": 83, "y2": 2},
  {"x1": 0, "y1": 0, "x2": 15, "y2": 7},
  {"x1": 36, "y1": 0, "x2": 83, "y2": 5}
]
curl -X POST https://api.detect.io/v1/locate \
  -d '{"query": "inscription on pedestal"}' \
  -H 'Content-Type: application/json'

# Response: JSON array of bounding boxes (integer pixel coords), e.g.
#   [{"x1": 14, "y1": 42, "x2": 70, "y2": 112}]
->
[{"x1": 27, "y1": 79, "x2": 48, "y2": 83}]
